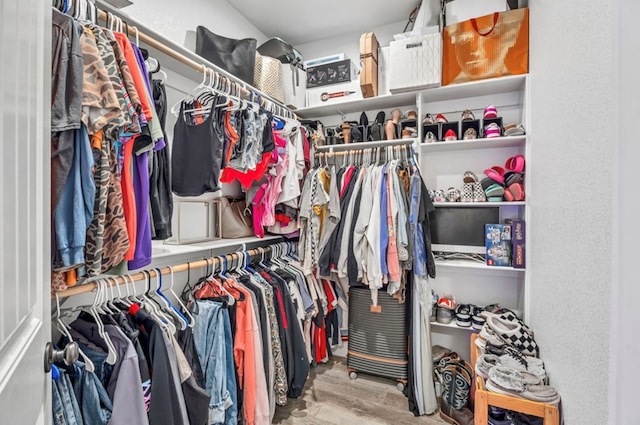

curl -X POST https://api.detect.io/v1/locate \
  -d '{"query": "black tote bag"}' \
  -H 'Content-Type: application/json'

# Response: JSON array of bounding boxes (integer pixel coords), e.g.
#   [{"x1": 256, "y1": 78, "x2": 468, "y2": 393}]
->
[{"x1": 195, "y1": 26, "x2": 257, "y2": 84}]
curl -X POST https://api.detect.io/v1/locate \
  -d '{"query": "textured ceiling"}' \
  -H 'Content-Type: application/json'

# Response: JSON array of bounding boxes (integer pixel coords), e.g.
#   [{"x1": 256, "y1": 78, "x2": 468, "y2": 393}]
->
[{"x1": 229, "y1": 0, "x2": 419, "y2": 45}]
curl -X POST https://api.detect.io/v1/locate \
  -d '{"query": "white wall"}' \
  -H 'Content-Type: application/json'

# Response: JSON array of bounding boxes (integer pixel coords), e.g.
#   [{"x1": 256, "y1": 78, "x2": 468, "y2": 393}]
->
[
  {"x1": 609, "y1": 1, "x2": 640, "y2": 424},
  {"x1": 124, "y1": 0, "x2": 268, "y2": 50},
  {"x1": 295, "y1": 20, "x2": 406, "y2": 63},
  {"x1": 529, "y1": 1, "x2": 614, "y2": 423}
]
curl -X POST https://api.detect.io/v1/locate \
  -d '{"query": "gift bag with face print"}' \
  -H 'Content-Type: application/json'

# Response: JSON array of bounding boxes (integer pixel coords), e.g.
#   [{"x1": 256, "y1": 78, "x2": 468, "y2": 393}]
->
[{"x1": 442, "y1": 8, "x2": 529, "y2": 86}]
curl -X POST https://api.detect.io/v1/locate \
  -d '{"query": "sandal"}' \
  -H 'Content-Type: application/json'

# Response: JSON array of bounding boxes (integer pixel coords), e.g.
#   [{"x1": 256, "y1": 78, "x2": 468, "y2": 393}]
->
[
  {"x1": 484, "y1": 104, "x2": 498, "y2": 119},
  {"x1": 504, "y1": 171, "x2": 524, "y2": 187},
  {"x1": 504, "y1": 123, "x2": 526, "y2": 136},
  {"x1": 463, "y1": 127, "x2": 477, "y2": 140},
  {"x1": 485, "y1": 184, "x2": 505, "y2": 202},
  {"x1": 504, "y1": 183, "x2": 525, "y2": 201},
  {"x1": 484, "y1": 122, "x2": 501, "y2": 138},
  {"x1": 444, "y1": 129, "x2": 457, "y2": 141},
  {"x1": 461, "y1": 109, "x2": 475, "y2": 121},
  {"x1": 424, "y1": 131, "x2": 436, "y2": 143},
  {"x1": 484, "y1": 166, "x2": 506, "y2": 184},
  {"x1": 505, "y1": 155, "x2": 526, "y2": 173}
]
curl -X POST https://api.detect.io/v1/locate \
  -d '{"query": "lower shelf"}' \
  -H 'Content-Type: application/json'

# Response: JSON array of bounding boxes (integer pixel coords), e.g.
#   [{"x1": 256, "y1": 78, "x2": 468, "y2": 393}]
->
[
  {"x1": 435, "y1": 258, "x2": 525, "y2": 273},
  {"x1": 431, "y1": 321, "x2": 479, "y2": 332}
]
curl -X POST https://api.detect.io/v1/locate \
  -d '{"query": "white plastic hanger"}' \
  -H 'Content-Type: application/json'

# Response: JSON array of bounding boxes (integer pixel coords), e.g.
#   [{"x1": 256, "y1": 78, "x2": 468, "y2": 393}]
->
[{"x1": 88, "y1": 280, "x2": 118, "y2": 365}]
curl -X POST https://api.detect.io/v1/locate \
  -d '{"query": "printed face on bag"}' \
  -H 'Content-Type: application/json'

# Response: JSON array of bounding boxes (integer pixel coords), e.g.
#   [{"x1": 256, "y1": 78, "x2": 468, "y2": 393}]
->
[{"x1": 449, "y1": 14, "x2": 524, "y2": 81}]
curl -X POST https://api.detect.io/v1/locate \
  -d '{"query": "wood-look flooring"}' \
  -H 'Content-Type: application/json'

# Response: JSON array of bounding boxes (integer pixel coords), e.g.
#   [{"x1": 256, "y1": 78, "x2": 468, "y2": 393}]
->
[{"x1": 273, "y1": 356, "x2": 446, "y2": 425}]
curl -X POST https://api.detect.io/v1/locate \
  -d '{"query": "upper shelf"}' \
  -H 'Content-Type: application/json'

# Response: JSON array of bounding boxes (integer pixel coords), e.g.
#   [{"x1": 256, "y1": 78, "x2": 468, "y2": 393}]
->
[
  {"x1": 295, "y1": 75, "x2": 528, "y2": 119},
  {"x1": 419, "y1": 74, "x2": 527, "y2": 104},
  {"x1": 296, "y1": 91, "x2": 418, "y2": 119},
  {"x1": 421, "y1": 135, "x2": 527, "y2": 153}
]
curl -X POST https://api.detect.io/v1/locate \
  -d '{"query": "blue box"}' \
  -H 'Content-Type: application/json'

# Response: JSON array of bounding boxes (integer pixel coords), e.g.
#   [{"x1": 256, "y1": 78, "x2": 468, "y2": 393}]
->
[{"x1": 485, "y1": 224, "x2": 512, "y2": 267}]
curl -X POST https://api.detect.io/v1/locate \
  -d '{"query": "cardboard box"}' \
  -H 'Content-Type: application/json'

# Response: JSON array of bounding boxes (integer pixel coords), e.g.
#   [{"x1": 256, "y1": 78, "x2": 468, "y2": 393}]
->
[
  {"x1": 445, "y1": 0, "x2": 509, "y2": 26},
  {"x1": 485, "y1": 224, "x2": 512, "y2": 267},
  {"x1": 389, "y1": 32, "x2": 442, "y2": 93},
  {"x1": 506, "y1": 219, "x2": 525, "y2": 268},
  {"x1": 305, "y1": 80, "x2": 362, "y2": 108},
  {"x1": 306, "y1": 59, "x2": 355, "y2": 88},
  {"x1": 359, "y1": 32, "x2": 379, "y2": 98}
]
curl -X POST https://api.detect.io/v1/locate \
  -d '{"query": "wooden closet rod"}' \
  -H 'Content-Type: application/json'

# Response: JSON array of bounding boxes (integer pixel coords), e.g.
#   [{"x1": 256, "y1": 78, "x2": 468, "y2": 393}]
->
[
  {"x1": 94, "y1": 1, "x2": 295, "y2": 118},
  {"x1": 54, "y1": 246, "x2": 271, "y2": 300}
]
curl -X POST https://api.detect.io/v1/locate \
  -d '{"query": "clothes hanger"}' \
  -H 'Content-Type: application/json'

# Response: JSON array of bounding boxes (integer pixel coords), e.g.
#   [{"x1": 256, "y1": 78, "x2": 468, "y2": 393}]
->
[
  {"x1": 55, "y1": 293, "x2": 96, "y2": 373},
  {"x1": 154, "y1": 268, "x2": 188, "y2": 330},
  {"x1": 168, "y1": 266, "x2": 195, "y2": 328},
  {"x1": 143, "y1": 270, "x2": 177, "y2": 335},
  {"x1": 88, "y1": 280, "x2": 118, "y2": 365}
]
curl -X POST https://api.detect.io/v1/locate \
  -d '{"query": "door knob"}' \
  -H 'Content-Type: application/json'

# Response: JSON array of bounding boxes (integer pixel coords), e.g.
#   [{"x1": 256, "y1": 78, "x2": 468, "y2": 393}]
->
[{"x1": 44, "y1": 341, "x2": 79, "y2": 373}]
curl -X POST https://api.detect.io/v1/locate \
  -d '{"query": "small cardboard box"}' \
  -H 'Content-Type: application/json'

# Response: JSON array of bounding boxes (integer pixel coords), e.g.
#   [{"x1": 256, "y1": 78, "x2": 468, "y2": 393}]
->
[
  {"x1": 485, "y1": 224, "x2": 512, "y2": 267},
  {"x1": 359, "y1": 32, "x2": 379, "y2": 98}
]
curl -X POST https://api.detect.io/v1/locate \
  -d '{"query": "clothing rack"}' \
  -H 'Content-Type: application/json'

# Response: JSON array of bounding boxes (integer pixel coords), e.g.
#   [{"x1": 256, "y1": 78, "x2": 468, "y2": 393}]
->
[
  {"x1": 54, "y1": 242, "x2": 293, "y2": 299},
  {"x1": 93, "y1": 0, "x2": 296, "y2": 120},
  {"x1": 314, "y1": 138, "x2": 415, "y2": 152}
]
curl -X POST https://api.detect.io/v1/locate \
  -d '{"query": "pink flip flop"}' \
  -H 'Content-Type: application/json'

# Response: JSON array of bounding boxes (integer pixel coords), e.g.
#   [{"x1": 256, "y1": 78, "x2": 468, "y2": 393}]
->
[
  {"x1": 504, "y1": 183, "x2": 525, "y2": 201},
  {"x1": 505, "y1": 155, "x2": 526, "y2": 173},
  {"x1": 484, "y1": 166, "x2": 505, "y2": 184}
]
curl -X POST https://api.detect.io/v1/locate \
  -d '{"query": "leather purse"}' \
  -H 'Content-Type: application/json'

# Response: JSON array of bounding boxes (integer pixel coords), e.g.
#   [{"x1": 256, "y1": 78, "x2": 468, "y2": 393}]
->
[
  {"x1": 220, "y1": 197, "x2": 254, "y2": 238},
  {"x1": 195, "y1": 26, "x2": 257, "y2": 85}
]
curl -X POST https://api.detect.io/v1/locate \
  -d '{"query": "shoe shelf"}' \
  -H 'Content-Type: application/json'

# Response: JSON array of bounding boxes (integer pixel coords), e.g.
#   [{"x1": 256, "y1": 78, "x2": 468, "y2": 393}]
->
[
  {"x1": 432, "y1": 321, "x2": 479, "y2": 332},
  {"x1": 295, "y1": 75, "x2": 527, "y2": 119},
  {"x1": 295, "y1": 91, "x2": 418, "y2": 119},
  {"x1": 433, "y1": 201, "x2": 526, "y2": 207},
  {"x1": 470, "y1": 334, "x2": 559, "y2": 425},
  {"x1": 434, "y1": 259, "x2": 525, "y2": 273},
  {"x1": 420, "y1": 135, "x2": 526, "y2": 152}
]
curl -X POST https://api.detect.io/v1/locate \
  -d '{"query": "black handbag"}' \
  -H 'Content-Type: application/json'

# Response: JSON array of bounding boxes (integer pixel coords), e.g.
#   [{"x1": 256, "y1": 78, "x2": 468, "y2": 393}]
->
[{"x1": 195, "y1": 26, "x2": 257, "y2": 85}]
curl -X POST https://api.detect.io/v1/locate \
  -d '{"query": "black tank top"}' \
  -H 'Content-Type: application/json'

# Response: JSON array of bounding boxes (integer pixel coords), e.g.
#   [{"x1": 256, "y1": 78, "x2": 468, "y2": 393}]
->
[{"x1": 171, "y1": 101, "x2": 224, "y2": 196}]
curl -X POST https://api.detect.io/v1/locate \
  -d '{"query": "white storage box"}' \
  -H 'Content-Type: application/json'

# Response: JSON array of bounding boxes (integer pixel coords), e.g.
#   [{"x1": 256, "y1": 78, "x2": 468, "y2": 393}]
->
[
  {"x1": 303, "y1": 53, "x2": 346, "y2": 69},
  {"x1": 389, "y1": 33, "x2": 441, "y2": 93},
  {"x1": 305, "y1": 80, "x2": 362, "y2": 108},
  {"x1": 281, "y1": 64, "x2": 306, "y2": 110},
  {"x1": 445, "y1": 0, "x2": 509, "y2": 26},
  {"x1": 378, "y1": 46, "x2": 391, "y2": 96}
]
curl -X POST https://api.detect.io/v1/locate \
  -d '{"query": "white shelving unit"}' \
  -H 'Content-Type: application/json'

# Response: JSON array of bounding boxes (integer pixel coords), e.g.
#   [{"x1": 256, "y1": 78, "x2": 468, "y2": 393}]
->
[{"x1": 299, "y1": 75, "x2": 530, "y2": 361}]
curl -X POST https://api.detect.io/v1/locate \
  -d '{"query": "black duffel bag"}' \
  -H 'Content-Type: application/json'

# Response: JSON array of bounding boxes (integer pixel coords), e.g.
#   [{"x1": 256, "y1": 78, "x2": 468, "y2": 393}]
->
[{"x1": 195, "y1": 26, "x2": 257, "y2": 85}]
